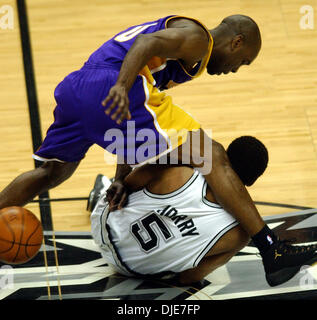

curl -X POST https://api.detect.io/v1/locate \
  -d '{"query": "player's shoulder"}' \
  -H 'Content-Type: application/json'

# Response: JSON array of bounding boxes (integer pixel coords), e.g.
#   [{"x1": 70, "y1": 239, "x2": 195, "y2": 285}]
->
[
  {"x1": 166, "y1": 16, "x2": 204, "y2": 29},
  {"x1": 166, "y1": 16, "x2": 209, "y2": 39}
]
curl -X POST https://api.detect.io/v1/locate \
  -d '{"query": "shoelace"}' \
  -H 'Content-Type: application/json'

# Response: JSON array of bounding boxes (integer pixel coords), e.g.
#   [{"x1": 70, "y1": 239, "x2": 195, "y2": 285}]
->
[{"x1": 277, "y1": 238, "x2": 317, "y2": 255}]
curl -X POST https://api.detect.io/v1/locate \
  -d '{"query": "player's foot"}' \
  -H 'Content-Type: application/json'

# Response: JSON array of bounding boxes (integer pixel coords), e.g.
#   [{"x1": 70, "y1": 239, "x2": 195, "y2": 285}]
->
[
  {"x1": 87, "y1": 174, "x2": 112, "y2": 212},
  {"x1": 261, "y1": 238, "x2": 317, "y2": 287}
]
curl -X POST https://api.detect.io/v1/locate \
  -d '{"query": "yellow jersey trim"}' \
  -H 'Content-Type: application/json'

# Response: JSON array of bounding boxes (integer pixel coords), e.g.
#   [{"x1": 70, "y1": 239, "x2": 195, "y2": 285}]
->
[
  {"x1": 141, "y1": 75, "x2": 201, "y2": 150},
  {"x1": 164, "y1": 15, "x2": 213, "y2": 79}
]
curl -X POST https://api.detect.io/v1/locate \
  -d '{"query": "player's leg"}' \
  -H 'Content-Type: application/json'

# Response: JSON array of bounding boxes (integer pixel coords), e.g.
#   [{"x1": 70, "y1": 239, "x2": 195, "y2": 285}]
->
[
  {"x1": 169, "y1": 129, "x2": 266, "y2": 237},
  {"x1": 0, "y1": 70, "x2": 98, "y2": 209},
  {"x1": 173, "y1": 130, "x2": 317, "y2": 286},
  {"x1": 96, "y1": 72, "x2": 316, "y2": 287},
  {"x1": 0, "y1": 160, "x2": 80, "y2": 209},
  {"x1": 178, "y1": 225, "x2": 249, "y2": 285}
]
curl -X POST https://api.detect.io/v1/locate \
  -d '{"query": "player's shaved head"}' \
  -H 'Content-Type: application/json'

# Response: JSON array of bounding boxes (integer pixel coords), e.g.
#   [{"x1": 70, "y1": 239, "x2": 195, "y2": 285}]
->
[
  {"x1": 207, "y1": 14, "x2": 262, "y2": 76},
  {"x1": 221, "y1": 14, "x2": 261, "y2": 53}
]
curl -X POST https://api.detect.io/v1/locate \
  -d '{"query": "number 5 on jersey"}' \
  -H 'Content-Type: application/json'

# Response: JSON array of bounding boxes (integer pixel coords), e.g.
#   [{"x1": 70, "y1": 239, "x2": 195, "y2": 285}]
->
[{"x1": 130, "y1": 212, "x2": 174, "y2": 253}]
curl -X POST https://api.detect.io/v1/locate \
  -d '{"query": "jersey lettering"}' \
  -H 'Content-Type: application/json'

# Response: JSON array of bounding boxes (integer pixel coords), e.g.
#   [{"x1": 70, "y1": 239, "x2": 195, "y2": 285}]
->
[{"x1": 158, "y1": 206, "x2": 199, "y2": 237}]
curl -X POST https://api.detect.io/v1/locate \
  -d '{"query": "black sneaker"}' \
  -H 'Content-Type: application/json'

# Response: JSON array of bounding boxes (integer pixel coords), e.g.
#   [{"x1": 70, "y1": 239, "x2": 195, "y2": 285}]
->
[
  {"x1": 86, "y1": 174, "x2": 112, "y2": 212},
  {"x1": 261, "y1": 239, "x2": 317, "y2": 287}
]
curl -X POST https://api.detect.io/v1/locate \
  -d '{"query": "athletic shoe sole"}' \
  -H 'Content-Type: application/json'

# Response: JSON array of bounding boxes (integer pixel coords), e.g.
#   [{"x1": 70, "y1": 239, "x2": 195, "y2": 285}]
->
[{"x1": 266, "y1": 253, "x2": 317, "y2": 287}]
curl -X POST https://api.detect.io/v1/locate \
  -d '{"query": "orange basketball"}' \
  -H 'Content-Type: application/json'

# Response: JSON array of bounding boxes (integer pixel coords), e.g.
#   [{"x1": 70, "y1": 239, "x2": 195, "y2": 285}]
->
[{"x1": 0, "y1": 207, "x2": 43, "y2": 264}]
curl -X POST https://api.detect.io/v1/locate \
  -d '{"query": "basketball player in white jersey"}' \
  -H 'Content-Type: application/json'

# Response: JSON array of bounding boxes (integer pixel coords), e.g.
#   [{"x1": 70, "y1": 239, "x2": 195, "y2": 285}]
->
[{"x1": 91, "y1": 136, "x2": 317, "y2": 286}]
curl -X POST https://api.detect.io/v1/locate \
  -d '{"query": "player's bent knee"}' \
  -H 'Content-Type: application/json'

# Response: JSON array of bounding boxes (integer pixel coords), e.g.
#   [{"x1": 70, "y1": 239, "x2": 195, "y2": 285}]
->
[
  {"x1": 41, "y1": 160, "x2": 80, "y2": 189},
  {"x1": 206, "y1": 224, "x2": 250, "y2": 256}
]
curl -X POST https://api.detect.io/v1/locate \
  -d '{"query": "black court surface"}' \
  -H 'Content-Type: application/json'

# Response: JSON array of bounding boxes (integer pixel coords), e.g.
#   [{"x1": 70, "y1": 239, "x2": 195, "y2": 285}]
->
[{"x1": 1, "y1": 206, "x2": 317, "y2": 301}]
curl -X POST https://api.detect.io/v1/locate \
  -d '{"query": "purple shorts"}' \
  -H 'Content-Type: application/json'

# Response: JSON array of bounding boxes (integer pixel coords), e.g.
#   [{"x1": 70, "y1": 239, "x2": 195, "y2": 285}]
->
[
  {"x1": 33, "y1": 65, "x2": 169, "y2": 164},
  {"x1": 34, "y1": 63, "x2": 201, "y2": 165}
]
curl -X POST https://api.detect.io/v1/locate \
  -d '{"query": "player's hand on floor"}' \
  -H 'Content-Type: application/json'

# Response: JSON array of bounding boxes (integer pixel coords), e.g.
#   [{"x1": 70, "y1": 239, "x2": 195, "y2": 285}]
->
[
  {"x1": 106, "y1": 180, "x2": 130, "y2": 211},
  {"x1": 102, "y1": 85, "x2": 132, "y2": 125}
]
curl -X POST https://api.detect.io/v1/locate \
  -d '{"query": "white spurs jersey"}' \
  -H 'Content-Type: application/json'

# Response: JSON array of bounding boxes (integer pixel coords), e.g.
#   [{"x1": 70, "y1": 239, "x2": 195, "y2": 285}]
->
[{"x1": 91, "y1": 170, "x2": 238, "y2": 277}]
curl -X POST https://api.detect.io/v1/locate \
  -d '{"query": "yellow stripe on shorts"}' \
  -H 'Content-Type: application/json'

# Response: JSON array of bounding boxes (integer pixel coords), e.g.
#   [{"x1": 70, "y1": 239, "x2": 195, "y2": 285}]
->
[{"x1": 141, "y1": 73, "x2": 201, "y2": 152}]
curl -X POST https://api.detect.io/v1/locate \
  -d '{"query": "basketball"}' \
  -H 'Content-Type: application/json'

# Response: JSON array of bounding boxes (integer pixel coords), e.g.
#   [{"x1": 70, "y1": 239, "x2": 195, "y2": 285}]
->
[{"x1": 0, "y1": 207, "x2": 43, "y2": 264}]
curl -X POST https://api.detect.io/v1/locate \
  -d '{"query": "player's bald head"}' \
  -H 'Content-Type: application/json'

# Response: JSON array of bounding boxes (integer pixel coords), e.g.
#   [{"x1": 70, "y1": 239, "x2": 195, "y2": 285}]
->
[
  {"x1": 221, "y1": 14, "x2": 261, "y2": 53},
  {"x1": 207, "y1": 14, "x2": 261, "y2": 76}
]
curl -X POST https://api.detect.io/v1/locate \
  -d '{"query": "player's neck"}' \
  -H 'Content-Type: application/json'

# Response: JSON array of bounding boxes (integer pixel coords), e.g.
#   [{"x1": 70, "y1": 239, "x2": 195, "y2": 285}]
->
[
  {"x1": 146, "y1": 166, "x2": 194, "y2": 195},
  {"x1": 209, "y1": 24, "x2": 232, "y2": 52}
]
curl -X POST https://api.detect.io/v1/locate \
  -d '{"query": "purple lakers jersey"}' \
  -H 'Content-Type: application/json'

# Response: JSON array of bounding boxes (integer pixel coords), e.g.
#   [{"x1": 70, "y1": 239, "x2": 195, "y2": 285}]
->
[
  {"x1": 34, "y1": 16, "x2": 212, "y2": 164},
  {"x1": 85, "y1": 15, "x2": 213, "y2": 90}
]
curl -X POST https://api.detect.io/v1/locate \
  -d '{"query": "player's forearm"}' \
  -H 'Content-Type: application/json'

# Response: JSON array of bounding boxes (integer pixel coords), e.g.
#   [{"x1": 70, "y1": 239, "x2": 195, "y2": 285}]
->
[
  {"x1": 123, "y1": 164, "x2": 155, "y2": 191},
  {"x1": 114, "y1": 163, "x2": 132, "y2": 181},
  {"x1": 115, "y1": 35, "x2": 158, "y2": 91}
]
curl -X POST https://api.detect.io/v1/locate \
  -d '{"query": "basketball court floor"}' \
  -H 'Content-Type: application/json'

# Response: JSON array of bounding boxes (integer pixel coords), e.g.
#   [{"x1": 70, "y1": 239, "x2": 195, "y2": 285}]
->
[
  {"x1": 1, "y1": 207, "x2": 317, "y2": 301},
  {"x1": 0, "y1": 0, "x2": 317, "y2": 301}
]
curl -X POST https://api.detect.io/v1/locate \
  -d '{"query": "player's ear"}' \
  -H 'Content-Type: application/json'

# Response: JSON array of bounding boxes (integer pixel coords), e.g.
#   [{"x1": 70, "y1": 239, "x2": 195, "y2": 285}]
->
[{"x1": 231, "y1": 34, "x2": 244, "y2": 51}]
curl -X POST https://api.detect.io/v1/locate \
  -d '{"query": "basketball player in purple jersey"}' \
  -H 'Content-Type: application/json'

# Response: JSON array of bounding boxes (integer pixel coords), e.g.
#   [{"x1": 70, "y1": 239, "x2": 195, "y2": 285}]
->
[{"x1": 0, "y1": 14, "x2": 315, "y2": 285}]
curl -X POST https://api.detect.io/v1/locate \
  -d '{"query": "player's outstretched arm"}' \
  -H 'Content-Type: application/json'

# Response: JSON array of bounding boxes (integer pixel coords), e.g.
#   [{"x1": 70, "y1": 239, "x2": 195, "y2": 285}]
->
[{"x1": 102, "y1": 21, "x2": 209, "y2": 124}]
